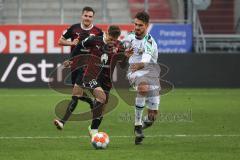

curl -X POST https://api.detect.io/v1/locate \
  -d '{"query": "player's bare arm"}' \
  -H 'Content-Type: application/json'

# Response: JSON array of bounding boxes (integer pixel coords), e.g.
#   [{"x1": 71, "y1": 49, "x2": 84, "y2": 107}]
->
[
  {"x1": 58, "y1": 36, "x2": 79, "y2": 46},
  {"x1": 130, "y1": 63, "x2": 144, "y2": 72}
]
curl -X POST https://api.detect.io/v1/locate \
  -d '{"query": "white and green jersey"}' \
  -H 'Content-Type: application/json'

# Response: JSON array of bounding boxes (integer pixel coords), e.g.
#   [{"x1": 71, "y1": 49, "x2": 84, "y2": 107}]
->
[
  {"x1": 126, "y1": 32, "x2": 158, "y2": 64},
  {"x1": 125, "y1": 32, "x2": 160, "y2": 82}
]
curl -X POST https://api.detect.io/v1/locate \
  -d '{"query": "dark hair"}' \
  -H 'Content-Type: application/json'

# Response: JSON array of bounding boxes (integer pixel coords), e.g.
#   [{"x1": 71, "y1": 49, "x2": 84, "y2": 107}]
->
[
  {"x1": 135, "y1": 11, "x2": 150, "y2": 24},
  {"x1": 108, "y1": 25, "x2": 121, "y2": 39},
  {"x1": 82, "y1": 6, "x2": 95, "y2": 15}
]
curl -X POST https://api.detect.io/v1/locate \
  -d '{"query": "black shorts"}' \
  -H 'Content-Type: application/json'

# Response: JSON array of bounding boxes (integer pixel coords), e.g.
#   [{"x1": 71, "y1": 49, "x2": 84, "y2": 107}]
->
[
  {"x1": 80, "y1": 78, "x2": 111, "y2": 91},
  {"x1": 78, "y1": 77, "x2": 111, "y2": 102},
  {"x1": 71, "y1": 68, "x2": 84, "y2": 85},
  {"x1": 81, "y1": 79, "x2": 100, "y2": 90}
]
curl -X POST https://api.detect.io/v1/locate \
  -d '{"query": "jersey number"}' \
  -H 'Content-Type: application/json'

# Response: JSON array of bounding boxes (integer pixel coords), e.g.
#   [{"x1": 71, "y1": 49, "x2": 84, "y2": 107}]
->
[{"x1": 89, "y1": 79, "x2": 98, "y2": 88}]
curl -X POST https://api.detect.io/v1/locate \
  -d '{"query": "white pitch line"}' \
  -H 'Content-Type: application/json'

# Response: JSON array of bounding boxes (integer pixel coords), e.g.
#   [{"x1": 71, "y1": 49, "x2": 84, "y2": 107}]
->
[
  {"x1": 0, "y1": 94, "x2": 67, "y2": 97},
  {"x1": 0, "y1": 135, "x2": 240, "y2": 140},
  {"x1": 1, "y1": 90, "x2": 238, "y2": 97}
]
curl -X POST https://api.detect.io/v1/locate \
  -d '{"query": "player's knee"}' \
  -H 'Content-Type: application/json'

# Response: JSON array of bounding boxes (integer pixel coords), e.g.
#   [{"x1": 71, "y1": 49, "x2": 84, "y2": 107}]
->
[
  {"x1": 96, "y1": 95, "x2": 106, "y2": 104},
  {"x1": 93, "y1": 88, "x2": 106, "y2": 104},
  {"x1": 148, "y1": 110, "x2": 158, "y2": 121},
  {"x1": 137, "y1": 83, "x2": 149, "y2": 96},
  {"x1": 72, "y1": 84, "x2": 83, "y2": 96}
]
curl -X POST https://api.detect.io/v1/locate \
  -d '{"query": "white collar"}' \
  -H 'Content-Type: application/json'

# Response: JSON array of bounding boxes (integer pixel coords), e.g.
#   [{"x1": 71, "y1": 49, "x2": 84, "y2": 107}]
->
[
  {"x1": 80, "y1": 23, "x2": 94, "y2": 30},
  {"x1": 135, "y1": 33, "x2": 148, "y2": 40}
]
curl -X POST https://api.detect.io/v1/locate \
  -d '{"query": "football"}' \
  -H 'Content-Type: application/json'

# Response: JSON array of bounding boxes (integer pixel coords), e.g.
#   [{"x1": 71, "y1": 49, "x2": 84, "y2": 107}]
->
[{"x1": 91, "y1": 132, "x2": 110, "y2": 149}]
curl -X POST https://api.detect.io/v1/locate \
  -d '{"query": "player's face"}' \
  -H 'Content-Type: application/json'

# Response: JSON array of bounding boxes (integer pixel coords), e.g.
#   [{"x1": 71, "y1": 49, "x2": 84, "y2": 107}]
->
[
  {"x1": 105, "y1": 33, "x2": 118, "y2": 45},
  {"x1": 81, "y1": 11, "x2": 94, "y2": 27},
  {"x1": 134, "y1": 18, "x2": 148, "y2": 38}
]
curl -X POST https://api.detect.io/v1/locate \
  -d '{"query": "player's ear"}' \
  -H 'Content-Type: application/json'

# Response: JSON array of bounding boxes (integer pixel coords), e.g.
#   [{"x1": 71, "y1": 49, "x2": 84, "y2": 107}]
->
[
  {"x1": 145, "y1": 23, "x2": 149, "y2": 28},
  {"x1": 105, "y1": 31, "x2": 109, "y2": 37},
  {"x1": 105, "y1": 32, "x2": 110, "y2": 41}
]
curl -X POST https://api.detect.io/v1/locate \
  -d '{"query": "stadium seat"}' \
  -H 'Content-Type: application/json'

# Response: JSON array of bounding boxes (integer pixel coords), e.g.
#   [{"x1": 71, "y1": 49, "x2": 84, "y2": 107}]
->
[
  {"x1": 128, "y1": 0, "x2": 172, "y2": 22},
  {"x1": 198, "y1": 0, "x2": 234, "y2": 34},
  {"x1": 1, "y1": 0, "x2": 131, "y2": 24}
]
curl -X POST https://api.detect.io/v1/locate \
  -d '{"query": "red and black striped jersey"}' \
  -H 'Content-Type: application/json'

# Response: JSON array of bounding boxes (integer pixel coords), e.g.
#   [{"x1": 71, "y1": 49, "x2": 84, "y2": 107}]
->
[
  {"x1": 75, "y1": 35, "x2": 125, "y2": 88},
  {"x1": 62, "y1": 23, "x2": 103, "y2": 53}
]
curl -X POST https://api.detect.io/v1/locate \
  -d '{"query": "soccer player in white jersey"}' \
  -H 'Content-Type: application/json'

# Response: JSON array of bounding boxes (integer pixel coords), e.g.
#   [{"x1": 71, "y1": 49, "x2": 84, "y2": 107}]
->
[{"x1": 125, "y1": 11, "x2": 160, "y2": 145}]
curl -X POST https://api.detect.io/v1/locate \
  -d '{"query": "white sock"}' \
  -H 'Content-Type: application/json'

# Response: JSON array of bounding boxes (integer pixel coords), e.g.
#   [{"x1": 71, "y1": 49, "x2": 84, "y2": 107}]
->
[
  {"x1": 143, "y1": 115, "x2": 151, "y2": 122},
  {"x1": 135, "y1": 96, "x2": 145, "y2": 126},
  {"x1": 90, "y1": 129, "x2": 98, "y2": 136},
  {"x1": 142, "y1": 115, "x2": 150, "y2": 127},
  {"x1": 135, "y1": 106, "x2": 144, "y2": 126}
]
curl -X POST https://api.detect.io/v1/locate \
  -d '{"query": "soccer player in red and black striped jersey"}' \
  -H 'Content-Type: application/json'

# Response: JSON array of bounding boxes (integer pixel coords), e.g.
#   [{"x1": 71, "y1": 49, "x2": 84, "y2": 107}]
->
[
  {"x1": 76, "y1": 25, "x2": 132, "y2": 136},
  {"x1": 56, "y1": 25, "x2": 132, "y2": 136},
  {"x1": 54, "y1": 6, "x2": 103, "y2": 130},
  {"x1": 58, "y1": 6, "x2": 103, "y2": 53}
]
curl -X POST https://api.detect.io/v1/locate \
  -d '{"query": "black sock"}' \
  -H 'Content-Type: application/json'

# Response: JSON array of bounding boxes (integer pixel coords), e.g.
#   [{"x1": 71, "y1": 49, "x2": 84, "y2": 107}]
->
[
  {"x1": 78, "y1": 92, "x2": 93, "y2": 107},
  {"x1": 91, "y1": 100, "x2": 104, "y2": 129},
  {"x1": 142, "y1": 116, "x2": 154, "y2": 129},
  {"x1": 91, "y1": 117, "x2": 103, "y2": 130},
  {"x1": 61, "y1": 96, "x2": 78, "y2": 124}
]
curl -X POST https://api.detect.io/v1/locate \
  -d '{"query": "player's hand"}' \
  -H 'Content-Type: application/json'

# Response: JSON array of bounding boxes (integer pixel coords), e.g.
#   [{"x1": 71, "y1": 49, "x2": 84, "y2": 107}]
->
[
  {"x1": 130, "y1": 63, "x2": 144, "y2": 72},
  {"x1": 124, "y1": 47, "x2": 134, "y2": 58},
  {"x1": 71, "y1": 38, "x2": 79, "y2": 46},
  {"x1": 130, "y1": 64, "x2": 138, "y2": 72},
  {"x1": 63, "y1": 60, "x2": 73, "y2": 68}
]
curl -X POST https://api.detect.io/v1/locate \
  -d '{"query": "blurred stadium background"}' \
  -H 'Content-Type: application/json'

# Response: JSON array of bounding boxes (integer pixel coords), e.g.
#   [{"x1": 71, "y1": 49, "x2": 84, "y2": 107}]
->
[
  {"x1": 0, "y1": 0, "x2": 240, "y2": 160},
  {"x1": 0, "y1": 0, "x2": 240, "y2": 53}
]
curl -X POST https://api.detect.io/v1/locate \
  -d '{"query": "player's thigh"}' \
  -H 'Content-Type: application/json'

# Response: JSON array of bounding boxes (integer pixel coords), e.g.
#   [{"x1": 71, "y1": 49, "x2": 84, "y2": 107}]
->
[
  {"x1": 93, "y1": 87, "x2": 106, "y2": 103},
  {"x1": 136, "y1": 76, "x2": 160, "y2": 96},
  {"x1": 146, "y1": 95, "x2": 160, "y2": 111},
  {"x1": 72, "y1": 84, "x2": 84, "y2": 96}
]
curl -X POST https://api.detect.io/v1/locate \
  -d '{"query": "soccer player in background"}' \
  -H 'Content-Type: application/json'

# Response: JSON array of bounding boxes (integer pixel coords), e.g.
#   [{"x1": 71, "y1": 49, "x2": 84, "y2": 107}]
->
[
  {"x1": 56, "y1": 25, "x2": 132, "y2": 136},
  {"x1": 125, "y1": 11, "x2": 160, "y2": 145},
  {"x1": 54, "y1": 6, "x2": 103, "y2": 129}
]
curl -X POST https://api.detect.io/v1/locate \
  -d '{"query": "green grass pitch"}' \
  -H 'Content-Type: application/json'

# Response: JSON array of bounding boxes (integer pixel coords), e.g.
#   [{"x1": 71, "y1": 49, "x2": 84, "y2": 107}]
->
[{"x1": 0, "y1": 88, "x2": 240, "y2": 160}]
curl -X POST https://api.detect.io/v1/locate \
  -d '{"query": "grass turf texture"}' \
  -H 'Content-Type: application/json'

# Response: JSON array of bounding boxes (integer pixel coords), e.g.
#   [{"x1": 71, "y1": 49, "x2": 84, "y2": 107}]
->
[{"x1": 0, "y1": 88, "x2": 240, "y2": 160}]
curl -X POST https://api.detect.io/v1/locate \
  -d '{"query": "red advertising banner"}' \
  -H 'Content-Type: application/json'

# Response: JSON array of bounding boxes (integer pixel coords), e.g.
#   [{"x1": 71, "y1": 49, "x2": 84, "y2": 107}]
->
[{"x1": 0, "y1": 24, "x2": 134, "y2": 54}]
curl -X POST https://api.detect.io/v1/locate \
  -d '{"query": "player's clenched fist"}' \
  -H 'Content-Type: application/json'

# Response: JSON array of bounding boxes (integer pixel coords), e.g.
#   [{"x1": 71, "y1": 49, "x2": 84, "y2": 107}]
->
[
  {"x1": 125, "y1": 47, "x2": 134, "y2": 58},
  {"x1": 63, "y1": 60, "x2": 73, "y2": 68},
  {"x1": 71, "y1": 38, "x2": 79, "y2": 46}
]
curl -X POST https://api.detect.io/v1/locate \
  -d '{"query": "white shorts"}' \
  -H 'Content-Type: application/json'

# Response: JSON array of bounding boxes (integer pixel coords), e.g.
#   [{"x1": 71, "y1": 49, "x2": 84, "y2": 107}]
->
[
  {"x1": 135, "y1": 77, "x2": 160, "y2": 111},
  {"x1": 146, "y1": 96, "x2": 160, "y2": 110},
  {"x1": 128, "y1": 72, "x2": 161, "y2": 110}
]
